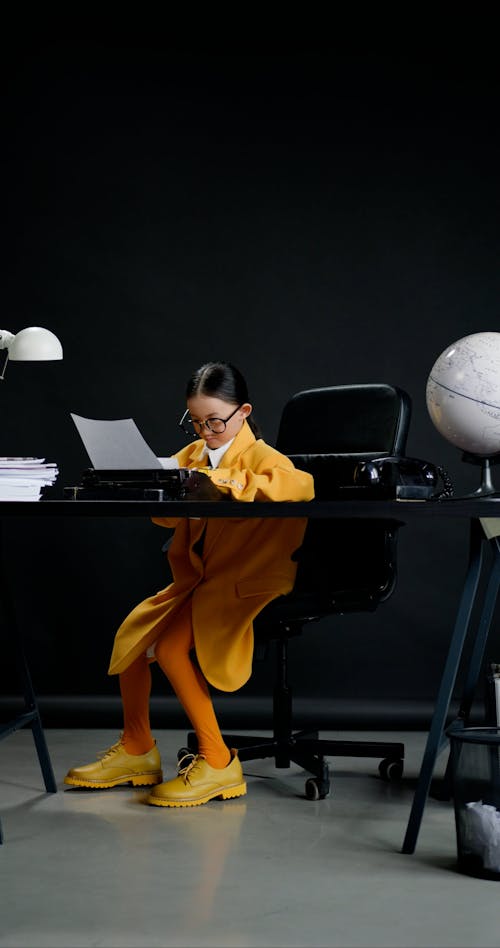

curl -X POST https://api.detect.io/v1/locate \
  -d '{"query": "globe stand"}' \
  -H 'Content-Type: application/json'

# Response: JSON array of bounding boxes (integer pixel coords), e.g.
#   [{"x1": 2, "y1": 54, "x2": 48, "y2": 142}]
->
[{"x1": 462, "y1": 453, "x2": 500, "y2": 497}]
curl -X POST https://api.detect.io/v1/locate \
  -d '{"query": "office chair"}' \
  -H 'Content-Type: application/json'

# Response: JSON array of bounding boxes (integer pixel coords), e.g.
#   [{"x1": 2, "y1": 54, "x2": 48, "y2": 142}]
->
[{"x1": 187, "y1": 383, "x2": 412, "y2": 799}]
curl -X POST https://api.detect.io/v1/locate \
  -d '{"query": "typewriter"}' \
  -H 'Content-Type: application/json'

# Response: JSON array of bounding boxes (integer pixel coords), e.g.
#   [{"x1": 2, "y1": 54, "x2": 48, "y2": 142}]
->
[
  {"x1": 64, "y1": 467, "x2": 192, "y2": 501},
  {"x1": 64, "y1": 413, "x2": 192, "y2": 501}
]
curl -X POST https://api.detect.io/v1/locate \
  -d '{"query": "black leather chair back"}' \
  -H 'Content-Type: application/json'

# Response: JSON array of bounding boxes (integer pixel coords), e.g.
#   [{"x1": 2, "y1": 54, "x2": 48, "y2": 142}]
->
[
  {"x1": 258, "y1": 384, "x2": 412, "y2": 627},
  {"x1": 276, "y1": 383, "x2": 410, "y2": 456}
]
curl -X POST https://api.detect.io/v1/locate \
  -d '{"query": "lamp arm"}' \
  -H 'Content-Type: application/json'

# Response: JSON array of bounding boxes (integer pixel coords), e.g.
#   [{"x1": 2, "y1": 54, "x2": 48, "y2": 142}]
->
[
  {"x1": 0, "y1": 330, "x2": 14, "y2": 380},
  {"x1": 0, "y1": 352, "x2": 8, "y2": 380}
]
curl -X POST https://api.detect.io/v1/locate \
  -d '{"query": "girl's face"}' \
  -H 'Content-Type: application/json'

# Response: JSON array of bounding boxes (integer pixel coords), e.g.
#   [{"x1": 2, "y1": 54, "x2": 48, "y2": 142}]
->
[{"x1": 186, "y1": 394, "x2": 252, "y2": 449}]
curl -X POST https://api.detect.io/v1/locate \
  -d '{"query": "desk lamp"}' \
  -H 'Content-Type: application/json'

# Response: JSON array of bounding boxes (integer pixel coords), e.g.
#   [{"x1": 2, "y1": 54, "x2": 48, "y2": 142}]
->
[{"x1": 0, "y1": 326, "x2": 63, "y2": 379}]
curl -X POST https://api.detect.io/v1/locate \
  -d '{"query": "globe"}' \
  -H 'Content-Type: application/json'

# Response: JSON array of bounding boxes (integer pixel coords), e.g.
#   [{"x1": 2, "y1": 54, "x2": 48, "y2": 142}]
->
[{"x1": 426, "y1": 331, "x2": 500, "y2": 457}]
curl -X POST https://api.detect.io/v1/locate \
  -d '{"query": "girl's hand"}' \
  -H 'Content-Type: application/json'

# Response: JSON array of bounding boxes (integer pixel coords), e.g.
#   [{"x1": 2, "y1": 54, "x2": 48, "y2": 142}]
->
[{"x1": 181, "y1": 470, "x2": 224, "y2": 501}]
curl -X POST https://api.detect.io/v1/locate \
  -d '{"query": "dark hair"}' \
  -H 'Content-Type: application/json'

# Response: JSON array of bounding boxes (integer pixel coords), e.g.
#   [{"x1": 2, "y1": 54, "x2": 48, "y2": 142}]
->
[{"x1": 185, "y1": 361, "x2": 261, "y2": 437}]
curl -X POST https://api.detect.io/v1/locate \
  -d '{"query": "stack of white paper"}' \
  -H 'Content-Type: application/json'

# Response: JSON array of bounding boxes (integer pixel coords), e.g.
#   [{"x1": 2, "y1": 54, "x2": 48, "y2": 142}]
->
[{"x1": 0, "y1": 458, "x2": 59, "y2": 501}]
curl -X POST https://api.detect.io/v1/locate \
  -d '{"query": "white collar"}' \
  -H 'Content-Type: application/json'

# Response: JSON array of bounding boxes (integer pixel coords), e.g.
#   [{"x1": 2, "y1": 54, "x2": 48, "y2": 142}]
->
[{"x1": 201, "y1": 437, "x2": 235, "y2": 469}]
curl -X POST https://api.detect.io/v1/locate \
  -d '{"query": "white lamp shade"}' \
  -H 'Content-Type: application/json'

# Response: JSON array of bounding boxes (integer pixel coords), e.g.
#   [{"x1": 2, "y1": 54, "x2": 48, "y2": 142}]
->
[{"x1": 8, "y1": 326, "x2": 63, "y2": 361}]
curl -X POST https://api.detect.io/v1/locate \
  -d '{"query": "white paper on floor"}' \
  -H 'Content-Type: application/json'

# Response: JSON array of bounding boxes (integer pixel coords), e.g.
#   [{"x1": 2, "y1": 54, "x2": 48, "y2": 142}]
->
[{"x1": 464, "y1": 800, "x2": 500, "y2": 872}]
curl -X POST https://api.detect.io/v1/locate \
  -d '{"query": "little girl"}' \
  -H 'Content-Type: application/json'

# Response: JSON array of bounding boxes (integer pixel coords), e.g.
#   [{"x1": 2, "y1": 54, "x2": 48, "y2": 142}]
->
[{"x1": 65, "y1": 362, "x2": 314, "y2": 807}]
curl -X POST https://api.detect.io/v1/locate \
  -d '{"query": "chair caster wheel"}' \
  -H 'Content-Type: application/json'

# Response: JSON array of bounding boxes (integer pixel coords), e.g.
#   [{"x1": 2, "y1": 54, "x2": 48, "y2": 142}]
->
[
  {"x1": 378, "y1": 758, "x2": 404, "y2": 782},
  {"x1": 305, "y1": 777, "x2": 330, "y2": 800}
]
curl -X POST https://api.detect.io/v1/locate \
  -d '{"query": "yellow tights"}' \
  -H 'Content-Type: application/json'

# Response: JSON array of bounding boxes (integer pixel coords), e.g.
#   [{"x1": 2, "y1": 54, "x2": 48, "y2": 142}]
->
[{"x1": 119, "y1": 602, "x2": 231, "y2": 769}]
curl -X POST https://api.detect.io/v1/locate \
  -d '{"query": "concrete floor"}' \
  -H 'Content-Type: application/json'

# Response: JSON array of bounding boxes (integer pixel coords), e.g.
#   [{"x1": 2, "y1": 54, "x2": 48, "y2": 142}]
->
[{"x1": 0, "y1": 728, "x2": 499, "y2": 948}]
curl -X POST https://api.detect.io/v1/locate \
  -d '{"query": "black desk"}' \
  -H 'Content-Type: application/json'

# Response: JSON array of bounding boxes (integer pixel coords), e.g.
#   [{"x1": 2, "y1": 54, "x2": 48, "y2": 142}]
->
[{"x1": 2, "y1": 495, "x2": 500, "y2": 851}]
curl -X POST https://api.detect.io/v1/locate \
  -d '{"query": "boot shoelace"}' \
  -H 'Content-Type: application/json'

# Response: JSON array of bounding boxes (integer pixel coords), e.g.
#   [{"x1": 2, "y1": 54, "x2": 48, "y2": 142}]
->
[
  {"x1": 95, "y1": 736, "x2": 160, "y2": 762},
  {"x1": 97, "y1": 735, "x2": 125, "y2": 761},
  {"x1": 177, "y1": 752, "x2": 204, "y2": 782}
]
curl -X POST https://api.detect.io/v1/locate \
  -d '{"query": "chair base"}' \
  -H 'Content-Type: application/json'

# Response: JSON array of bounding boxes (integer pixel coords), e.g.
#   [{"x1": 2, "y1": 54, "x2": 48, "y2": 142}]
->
[{"x1": 186, "y1": 728, "x2": 405, "y2": 800}]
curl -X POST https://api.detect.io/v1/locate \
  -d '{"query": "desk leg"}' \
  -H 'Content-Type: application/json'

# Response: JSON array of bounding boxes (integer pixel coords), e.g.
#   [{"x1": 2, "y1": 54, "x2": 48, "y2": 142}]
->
[
  {"x1": 0, "y1": 635, "x2": 57, "y2": 846},
  {"x1": 438, "y1": 536, "x2": 500, "y2": 798},
  {"x1": 12, "y1": 633, "x2": 58, "y2": 794},
  {"x1": 402, "y1": 519, "x2": 484, "y2": 854},
  {"x1": 0, "y1": 524, "x2": 57, "y2": 825},
  {"x1": 455, "y1": 536, "x2": 500, "y2": 724}
]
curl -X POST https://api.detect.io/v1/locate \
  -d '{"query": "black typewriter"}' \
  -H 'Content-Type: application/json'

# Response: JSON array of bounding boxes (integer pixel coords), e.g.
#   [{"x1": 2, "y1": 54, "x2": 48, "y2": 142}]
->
[{"x1": 64, "y1": 467, "x2": 192, "y2": 501}]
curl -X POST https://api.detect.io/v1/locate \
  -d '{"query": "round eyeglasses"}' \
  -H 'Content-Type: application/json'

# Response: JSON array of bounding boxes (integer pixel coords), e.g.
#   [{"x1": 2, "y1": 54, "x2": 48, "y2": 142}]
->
[{"x1": 178, "y1": 404, "x2": 243, "y2": 438}]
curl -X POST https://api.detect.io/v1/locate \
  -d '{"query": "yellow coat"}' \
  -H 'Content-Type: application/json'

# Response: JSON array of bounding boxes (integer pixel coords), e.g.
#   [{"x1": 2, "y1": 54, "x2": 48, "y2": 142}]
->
[{"x1": 108, "y1": 421, "x2": 314, "y2": 691}]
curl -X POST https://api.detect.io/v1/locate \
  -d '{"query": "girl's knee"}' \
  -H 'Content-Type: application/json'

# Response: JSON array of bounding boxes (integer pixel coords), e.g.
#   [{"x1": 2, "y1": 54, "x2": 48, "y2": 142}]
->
[
  {"x1": 154, "y1": 603, "x2": 194, "y2": 669},
  {"x1": 155, "y1": 629, "x2": 194, "y2": 670}
]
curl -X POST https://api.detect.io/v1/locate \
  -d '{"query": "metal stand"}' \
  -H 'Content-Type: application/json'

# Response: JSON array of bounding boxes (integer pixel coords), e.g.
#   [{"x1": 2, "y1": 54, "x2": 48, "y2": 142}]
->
[
  {"x1": 402, "y1": 519, "x2": 500, "y2": 853},
  {"x1": 0, "y1": 523, "x2": 57, "y2": 844},
  {"x1": 462, "y1": 452, "x2": 500, "y2": 497}
]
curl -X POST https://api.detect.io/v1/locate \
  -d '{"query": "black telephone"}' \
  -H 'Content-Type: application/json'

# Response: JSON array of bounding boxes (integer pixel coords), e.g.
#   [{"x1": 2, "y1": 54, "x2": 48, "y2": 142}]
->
[{"x1": 353, "y1": 456, "x2": 454, "y2": 499}]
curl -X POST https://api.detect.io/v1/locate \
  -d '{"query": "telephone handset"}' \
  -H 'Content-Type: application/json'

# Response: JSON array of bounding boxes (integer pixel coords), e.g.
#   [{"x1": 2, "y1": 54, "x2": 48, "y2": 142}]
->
[{"x1": 353, "y1": 456, "x2": 454, "y2": 499}]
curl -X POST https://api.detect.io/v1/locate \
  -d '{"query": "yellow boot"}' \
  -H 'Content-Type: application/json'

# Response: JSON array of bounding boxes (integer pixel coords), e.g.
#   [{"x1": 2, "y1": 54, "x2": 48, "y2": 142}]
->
[
  {"x1": 64, "y1": 738, "x2": 163, "y2": 788},
  {"x1": 148, "y1": 749, "x2": 246, "y2": 807}
]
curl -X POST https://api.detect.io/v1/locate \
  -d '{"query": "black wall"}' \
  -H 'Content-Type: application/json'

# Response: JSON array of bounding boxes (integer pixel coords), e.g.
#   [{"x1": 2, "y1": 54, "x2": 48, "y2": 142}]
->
[{"x1": 2, "y1": 38, "x2": 500, "y2": 723}]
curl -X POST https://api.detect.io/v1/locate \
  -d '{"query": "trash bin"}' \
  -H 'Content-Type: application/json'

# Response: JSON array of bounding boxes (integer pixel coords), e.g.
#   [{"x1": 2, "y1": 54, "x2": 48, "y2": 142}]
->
[{"x1": 447, "y1": 724, "x2": 500, "y2": 880}]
